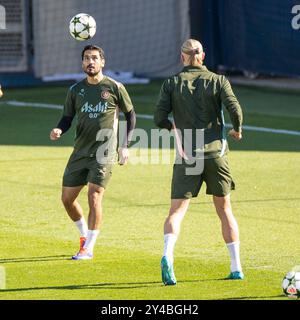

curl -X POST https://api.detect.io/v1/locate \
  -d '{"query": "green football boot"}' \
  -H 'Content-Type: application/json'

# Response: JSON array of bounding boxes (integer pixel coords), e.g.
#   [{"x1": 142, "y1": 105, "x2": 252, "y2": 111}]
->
[
  {"x1": 161, "y1": 256, "x2": 177, "y2": 285},
  {"x1": 227, "y1": 271, "x2": 245, "y2": 280}
]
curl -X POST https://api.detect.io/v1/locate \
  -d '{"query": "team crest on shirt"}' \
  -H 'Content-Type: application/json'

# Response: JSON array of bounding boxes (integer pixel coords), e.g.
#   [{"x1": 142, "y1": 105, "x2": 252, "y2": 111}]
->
[
  {"x1": 101, "y1": 90, "x2": 110, "y2": 100},
  {"x1": 79, "y1": 89, "x2": 85, "y2": 97}
]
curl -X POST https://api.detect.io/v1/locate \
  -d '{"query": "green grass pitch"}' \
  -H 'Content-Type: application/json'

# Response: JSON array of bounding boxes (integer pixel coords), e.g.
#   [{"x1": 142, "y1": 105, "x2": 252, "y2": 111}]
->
[{"x1": 0, "y1": 81, "x2": 300, "y2": 300}]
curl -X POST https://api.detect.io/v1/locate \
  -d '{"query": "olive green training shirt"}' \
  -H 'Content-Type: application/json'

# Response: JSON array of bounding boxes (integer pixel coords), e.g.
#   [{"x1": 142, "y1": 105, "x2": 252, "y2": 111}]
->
[
  {"x1": 62, "y1": 76, "x2": 133, "y2": 157},
  {"x1": 154, "y1": 65, "x2": 243, "y2": 159}
]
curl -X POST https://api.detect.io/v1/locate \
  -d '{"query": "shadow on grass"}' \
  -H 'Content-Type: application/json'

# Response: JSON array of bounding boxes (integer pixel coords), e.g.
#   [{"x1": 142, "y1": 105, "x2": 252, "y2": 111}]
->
[
  {"x1": 221, "y1": 295, "x2": 285, "y2": 300},
  {"x1": 0, "y1": 255, "x2": 70, "y2": 264},
  {"x1": 1, "y1": 281, "x2": 162, "y2": 292},
  {"x1": 126, "y1": 197, "x2": 300, "y2": 208},
  {"x1": 0, "y1": 271, "x2": 286, "y2": 300},
  {"x1": 0, "y1": 278, "x2": 228, "y2": 293},
  {"x1": 105, "y1": 197, "x2": 300, "y2": 225}
]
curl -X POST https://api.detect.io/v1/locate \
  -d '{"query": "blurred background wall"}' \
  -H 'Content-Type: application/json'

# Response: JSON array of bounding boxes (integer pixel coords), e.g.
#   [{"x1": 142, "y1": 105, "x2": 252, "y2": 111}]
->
[{"x1": 0, "y1": 0, "x2": 300, "y2": 87}]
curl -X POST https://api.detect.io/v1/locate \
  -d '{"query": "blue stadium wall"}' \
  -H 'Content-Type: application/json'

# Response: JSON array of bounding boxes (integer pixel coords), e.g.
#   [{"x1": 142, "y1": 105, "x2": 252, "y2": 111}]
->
[{"x1": 190, "y1": 0, "x2": 300, "y2": 77}]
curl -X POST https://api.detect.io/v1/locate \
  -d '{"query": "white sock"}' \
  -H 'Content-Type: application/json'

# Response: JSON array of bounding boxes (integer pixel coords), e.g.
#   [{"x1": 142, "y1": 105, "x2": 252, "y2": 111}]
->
[
  {"x1": 74, "y1": 217, "x2": 88, "y2": 237},
  {"x1": 83, "y1": 230, "x2": 100, "y2": 253},
  {"x1": 226, "y1": 241, "x2": 242, "y2": 272},
  {"x1": 163, "y1": 233, "x2": 177, "y2": 264}
]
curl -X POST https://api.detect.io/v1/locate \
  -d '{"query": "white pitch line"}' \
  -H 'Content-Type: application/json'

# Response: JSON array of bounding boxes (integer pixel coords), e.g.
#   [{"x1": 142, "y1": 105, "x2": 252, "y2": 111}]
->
[
  {"x1": 2, "y1": 100, "x2": 63, "y2": 110},
  {"x1": 135, "y1": 114, "x2": 300, "y2": 136},
  {"x1": 241, "y1": 125, "x2": 300, "y2": 136},
  {"x1": 2, "y1": 100, "x2": 300, "y2": 136}
]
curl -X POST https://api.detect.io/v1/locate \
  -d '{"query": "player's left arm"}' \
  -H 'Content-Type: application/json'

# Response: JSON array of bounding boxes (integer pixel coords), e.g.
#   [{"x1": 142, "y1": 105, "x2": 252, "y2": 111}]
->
[
  {"x1": 118, "y1": 84, "x2": 136, "y2": 165},
  {"x1": 220, "y1": 76, "x2": 243, "y2": 141}
]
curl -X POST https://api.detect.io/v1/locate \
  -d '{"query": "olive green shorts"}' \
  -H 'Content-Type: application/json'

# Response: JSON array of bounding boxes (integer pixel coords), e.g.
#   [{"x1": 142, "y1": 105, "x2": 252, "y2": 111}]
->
[
  {"x1": 62, "y1": 152, "x2": 113, "y2": 188},
  {"x1": 171, "y1": 156, "x2": 235, "y2": 199}
]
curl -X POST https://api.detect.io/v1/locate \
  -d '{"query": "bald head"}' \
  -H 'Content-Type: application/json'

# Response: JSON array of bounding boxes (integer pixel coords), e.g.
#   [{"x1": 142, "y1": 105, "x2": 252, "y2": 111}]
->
[{"x1": 181, "y1": 39, "x2": 205, "y2": 66}]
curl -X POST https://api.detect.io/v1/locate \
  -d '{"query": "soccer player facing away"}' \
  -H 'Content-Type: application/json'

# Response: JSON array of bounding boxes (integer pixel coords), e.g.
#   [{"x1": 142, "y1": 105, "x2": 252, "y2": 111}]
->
[
  {"x1": 50, "y1": 45, "x2": 136, "y2": 260},
  {"x1": 154, "y1": 39, "x2": 244, "y2": 284}
]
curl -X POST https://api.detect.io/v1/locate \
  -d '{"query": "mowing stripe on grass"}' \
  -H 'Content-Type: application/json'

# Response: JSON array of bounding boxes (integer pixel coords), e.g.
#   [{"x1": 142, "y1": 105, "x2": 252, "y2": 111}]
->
[{"x1": 2, "y1": 100, "x2": 300, "y2": 136}]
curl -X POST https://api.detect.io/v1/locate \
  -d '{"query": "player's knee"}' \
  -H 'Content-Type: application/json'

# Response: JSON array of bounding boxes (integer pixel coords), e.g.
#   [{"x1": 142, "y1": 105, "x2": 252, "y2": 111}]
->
[
  {"x1": 61, "y1": 193, "x2": 74, "y2": 207},
  {"x1": 88, "y1": 187, "x2": 104, "y2": 207},
  {"x1": 168, "y1": 207, "x2": 184, "y2": 217},
  {"x1": 88, "y1": 192, "x2": 100, "y2": 204},
  {"x1": 213, "y1": 195, "x2": 231, "y2": 212},
  {"x1": 88, "y1": 187, "x2": 104, "y2": 198},
  {"x1": 217, "y1": 203, "x2": 230, "y2": 213},
  {"x1": 169, "y1": 207, "x2": 176, "y2": 215}
]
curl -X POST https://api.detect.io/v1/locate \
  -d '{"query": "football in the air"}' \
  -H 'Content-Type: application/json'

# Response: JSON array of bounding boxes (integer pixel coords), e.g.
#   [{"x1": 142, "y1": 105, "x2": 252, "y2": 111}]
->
[
  {"x1": 282, "y1": 271, "x2": 300, "y2": 299},
  {"x1": 69, "y1": 13, "x2": 96, "y2": 41}
]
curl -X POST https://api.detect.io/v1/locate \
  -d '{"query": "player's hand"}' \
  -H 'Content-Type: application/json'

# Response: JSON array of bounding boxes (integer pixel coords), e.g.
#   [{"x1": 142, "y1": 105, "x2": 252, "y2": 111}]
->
[
  {"x1": 118, "y1": 147, "x2": 129, "y2": 165},
  {"x1": 50, "y1": 128, "x2": 62, "y2": 140},
  {"x1": 228, "y1": 129, "x2": 242, "y2": 141}
]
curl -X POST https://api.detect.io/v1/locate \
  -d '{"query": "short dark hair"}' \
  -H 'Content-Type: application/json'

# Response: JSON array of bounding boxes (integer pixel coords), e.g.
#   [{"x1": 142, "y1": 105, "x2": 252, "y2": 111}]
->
[{"x1": 81, "y1": 45, "x2": 105, "y2": 60}]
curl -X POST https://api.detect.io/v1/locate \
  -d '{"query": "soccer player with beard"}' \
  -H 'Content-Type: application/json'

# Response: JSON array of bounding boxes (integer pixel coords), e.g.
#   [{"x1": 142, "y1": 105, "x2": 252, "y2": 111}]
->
[{"x1": 50, "y1": 45, "x2": 136, "y2": 260}]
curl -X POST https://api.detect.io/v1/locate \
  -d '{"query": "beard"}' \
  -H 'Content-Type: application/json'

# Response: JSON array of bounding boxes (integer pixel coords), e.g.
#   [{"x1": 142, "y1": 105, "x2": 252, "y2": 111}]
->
[{"x1": 84, "y1": 65, "x2": 100, "y2": 77}]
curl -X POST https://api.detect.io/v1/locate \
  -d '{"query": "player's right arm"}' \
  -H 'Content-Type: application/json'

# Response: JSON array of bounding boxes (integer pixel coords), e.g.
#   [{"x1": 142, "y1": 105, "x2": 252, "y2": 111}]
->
[
  {"x1": 154, "y1": 79, "x2": 173, "y2": 131},
  {"x1": 50, "y1": 87, "x2": 76, "y2": 141}
]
